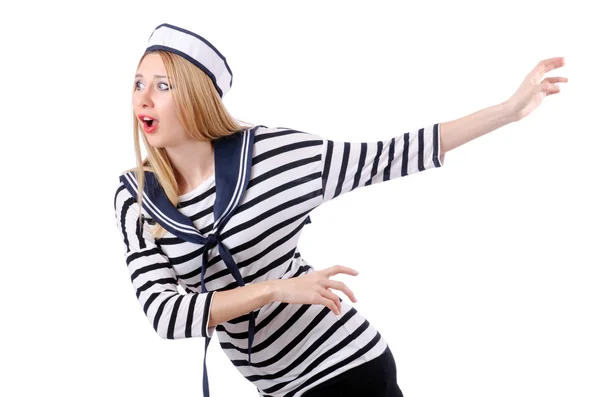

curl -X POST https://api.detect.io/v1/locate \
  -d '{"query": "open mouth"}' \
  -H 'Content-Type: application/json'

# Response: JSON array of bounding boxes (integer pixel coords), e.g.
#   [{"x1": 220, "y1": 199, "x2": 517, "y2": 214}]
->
[{"x1": 139, "y1": 115, "x2": 159, "y2": 132}]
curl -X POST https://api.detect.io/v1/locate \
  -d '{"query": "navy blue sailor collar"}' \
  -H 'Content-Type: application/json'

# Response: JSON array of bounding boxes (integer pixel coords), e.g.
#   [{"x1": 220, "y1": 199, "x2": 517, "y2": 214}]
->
[
  {"x1": 119, "y1": 124, "x2": 311, "y2": 246},
  {"x1": 120, "y1": 126, "x2": 257, "y2": 244},
  {"x1": 119, "y1": 126, "x2": 261, "y2": 397},
  {"x1": 119, "y1": 125, "x2": 311, "y2": 397}
]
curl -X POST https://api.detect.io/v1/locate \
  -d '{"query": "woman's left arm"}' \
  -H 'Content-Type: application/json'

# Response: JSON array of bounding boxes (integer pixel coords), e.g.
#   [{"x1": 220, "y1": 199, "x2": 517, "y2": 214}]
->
[{"x1": 440, "y1": 56, "x2": 568, "y2": 154}]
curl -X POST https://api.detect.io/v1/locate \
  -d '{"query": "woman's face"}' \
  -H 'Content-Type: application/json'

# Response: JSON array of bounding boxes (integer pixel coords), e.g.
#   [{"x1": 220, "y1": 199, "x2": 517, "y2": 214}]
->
[{"x1": 132, "y1": 53, "x2": 187, "y2": 148}]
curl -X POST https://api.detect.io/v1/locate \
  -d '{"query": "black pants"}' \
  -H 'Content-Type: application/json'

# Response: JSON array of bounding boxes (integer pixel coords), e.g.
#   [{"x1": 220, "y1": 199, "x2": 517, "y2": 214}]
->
[{"x1": 303, "y1": 347, "x2": 404, "y2": 397}]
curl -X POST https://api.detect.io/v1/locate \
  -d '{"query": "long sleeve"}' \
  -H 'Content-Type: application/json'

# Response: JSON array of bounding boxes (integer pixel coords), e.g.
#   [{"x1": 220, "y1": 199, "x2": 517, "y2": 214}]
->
[
  {"x1": 319, "y1": 122, "x2": 445, "y2": 204},
  {"x1": 113, "y1": 181, "x2": 216, "y2": 339}
]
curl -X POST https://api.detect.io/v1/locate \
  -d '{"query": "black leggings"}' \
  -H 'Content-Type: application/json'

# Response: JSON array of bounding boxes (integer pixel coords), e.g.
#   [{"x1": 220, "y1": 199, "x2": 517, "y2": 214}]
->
[{"x1": 303, "y1": 346, "x2": 404, "y2": 397}]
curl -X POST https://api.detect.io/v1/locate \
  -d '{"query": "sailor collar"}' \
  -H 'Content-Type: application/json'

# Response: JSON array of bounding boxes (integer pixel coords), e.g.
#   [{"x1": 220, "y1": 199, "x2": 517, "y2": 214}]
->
[{"x1": 119, "y1": 125, "x2": 311, "y2": 397}]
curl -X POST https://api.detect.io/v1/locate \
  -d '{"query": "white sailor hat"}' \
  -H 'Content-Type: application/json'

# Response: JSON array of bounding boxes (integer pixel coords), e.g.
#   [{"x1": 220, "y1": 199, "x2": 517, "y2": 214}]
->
[{"x1": 145, "y1": 23, "x2": 233, "y2": 98}]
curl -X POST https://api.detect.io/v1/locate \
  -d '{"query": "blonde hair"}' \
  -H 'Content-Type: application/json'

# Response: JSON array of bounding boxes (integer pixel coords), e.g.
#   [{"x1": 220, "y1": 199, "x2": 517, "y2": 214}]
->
[{"x1": 122, "y1": 50, "x2": 254, "y2": 238}]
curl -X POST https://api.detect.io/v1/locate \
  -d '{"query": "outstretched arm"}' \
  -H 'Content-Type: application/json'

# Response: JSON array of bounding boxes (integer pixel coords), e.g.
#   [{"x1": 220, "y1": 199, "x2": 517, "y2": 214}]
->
[
  {"x1": 439, "y1": 57, "x2": 567, "y2": 154},
  {"x1": 257, "y1": 58, "x2": 567, "y2": 208}
]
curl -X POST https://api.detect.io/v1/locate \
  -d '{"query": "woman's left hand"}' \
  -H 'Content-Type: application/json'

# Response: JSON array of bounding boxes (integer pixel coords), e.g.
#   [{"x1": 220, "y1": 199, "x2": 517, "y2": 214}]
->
[{"x1": 506, "y1": 57, "x2": 568, "y2": 122}]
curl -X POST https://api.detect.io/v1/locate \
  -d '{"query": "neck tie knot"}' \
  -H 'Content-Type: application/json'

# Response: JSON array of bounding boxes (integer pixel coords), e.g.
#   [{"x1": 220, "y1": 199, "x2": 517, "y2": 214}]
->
[{"x1": 206, "y1": 233, "x2": 219, "y2": 247}]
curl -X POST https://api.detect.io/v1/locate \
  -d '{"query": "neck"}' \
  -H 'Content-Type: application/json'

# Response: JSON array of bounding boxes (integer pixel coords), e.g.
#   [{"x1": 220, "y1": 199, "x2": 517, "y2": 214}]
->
[{"x1": 166, "y1": 138, "x2": 215, "y2": 194}]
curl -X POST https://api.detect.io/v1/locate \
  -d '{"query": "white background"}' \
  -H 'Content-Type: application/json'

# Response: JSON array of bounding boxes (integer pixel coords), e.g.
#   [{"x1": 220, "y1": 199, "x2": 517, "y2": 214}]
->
[{"x1": 2, "y1": 1, "x2": 598, "y2": 396}]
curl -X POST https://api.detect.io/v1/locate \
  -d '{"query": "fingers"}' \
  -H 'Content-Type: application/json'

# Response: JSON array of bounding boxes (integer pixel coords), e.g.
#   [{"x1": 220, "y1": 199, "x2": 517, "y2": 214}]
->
[
  {"x1": 539, "y1": 56, "x2": 566, "y2": 73},
  {"x1": 316, "y1": 294, "x2": 340, "y2": 315},
  {"x1": 309, "y1": 265, "x2": 360, "y2": 315},
  {"x1": 323, "y1": 265, "x2": 359, "y2": 278},
  {"x1": 323, "y1": 279, "x2": 357, "y2": 303},
  {"x1": 320, "y1": 288, "x2": 342, "y2": 314},
  {"x1": 540, "y1": 81, "x2": 561, "y2": 95},
  {"x1": 530, "y1": 57, "x2": 566, "y2": 82},
  {"x1": 545, "y1": 76, "x2": 568, "y2": 84},
  {"x1": 530, "y1": 73, "x2": 567, "y2": 97},
  {"x1": 540, "y1": 76, "x2": 568, "y2": 96}
]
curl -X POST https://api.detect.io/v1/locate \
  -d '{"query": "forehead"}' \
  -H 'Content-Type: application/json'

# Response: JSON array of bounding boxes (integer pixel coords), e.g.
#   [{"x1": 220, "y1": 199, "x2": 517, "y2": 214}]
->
[{"x1": 136, "y1": 52, "x2": 166, "y2": 75}]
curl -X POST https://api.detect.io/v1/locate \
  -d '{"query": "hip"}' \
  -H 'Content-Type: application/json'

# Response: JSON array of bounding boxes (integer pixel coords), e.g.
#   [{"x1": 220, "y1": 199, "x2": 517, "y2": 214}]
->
[{"x1": 302, "y1": 346, "x2": 404, "y2": 397}]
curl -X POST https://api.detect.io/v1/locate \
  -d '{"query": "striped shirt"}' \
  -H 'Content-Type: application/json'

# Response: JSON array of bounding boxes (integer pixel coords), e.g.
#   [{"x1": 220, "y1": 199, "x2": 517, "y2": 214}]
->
[{"x1": 113, "y1": 123, "x2": 444, "y2": 396}]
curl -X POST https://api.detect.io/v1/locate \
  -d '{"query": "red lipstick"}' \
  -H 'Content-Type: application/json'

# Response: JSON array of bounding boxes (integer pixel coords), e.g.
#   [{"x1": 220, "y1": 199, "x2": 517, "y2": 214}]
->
[{"x1": 138, "y1": 114, "x2": 159, "y2": 134}]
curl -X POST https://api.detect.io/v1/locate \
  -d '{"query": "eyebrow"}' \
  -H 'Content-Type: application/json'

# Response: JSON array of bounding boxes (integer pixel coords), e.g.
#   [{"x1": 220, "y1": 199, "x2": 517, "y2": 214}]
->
[{"x1": 135, "y1": 74, "x2": 169, "y2": 79}]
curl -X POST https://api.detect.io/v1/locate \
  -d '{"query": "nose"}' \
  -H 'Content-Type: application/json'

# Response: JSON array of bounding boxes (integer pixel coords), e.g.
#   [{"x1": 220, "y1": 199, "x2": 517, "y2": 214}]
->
[{"x1": 134, "y1": 85, "x2": 154, "y2": 109}]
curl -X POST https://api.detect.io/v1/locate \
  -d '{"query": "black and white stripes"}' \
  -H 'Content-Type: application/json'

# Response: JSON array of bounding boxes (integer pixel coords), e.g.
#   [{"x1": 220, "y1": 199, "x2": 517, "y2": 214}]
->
[
  {"x1": 321, "y1": 123, "x2": 443, "y2": 203},
  {"x1": 115, "y1": 186, "x2": 215, "y2": 339},
  {"x1": 114, "y1": 123, "x2": 444, "y2": 396}
]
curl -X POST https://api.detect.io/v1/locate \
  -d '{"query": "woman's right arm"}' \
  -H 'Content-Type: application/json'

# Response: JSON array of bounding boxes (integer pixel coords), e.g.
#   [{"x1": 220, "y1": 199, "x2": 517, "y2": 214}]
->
[
  {"x1": 114, "y1": 182, "x2": 216, "y2": 339},
  {"x1": 115, "y1": 181, "x2": 358, "y2": 333},
  {"x1": 208, "y1": 281, "x2": 276, "y2": 327},
  {"x1": 209, "y1": 265, "x2": 359, "y2": 327}
]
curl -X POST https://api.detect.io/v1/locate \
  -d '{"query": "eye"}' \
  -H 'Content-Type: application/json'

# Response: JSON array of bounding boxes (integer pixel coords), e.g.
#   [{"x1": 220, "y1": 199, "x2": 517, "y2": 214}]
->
[{"x1": 133, "y1": 80, "x2": 171, "y2": 91}]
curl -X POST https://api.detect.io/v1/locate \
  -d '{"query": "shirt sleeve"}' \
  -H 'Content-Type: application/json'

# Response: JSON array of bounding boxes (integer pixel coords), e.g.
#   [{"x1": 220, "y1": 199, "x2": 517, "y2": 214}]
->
[
  {"x1": 319, "y1": 122, "x2": 445, "y2": 204},
  {"x1": 113, "y1": 181, "x2": 216, "y2": 339}
]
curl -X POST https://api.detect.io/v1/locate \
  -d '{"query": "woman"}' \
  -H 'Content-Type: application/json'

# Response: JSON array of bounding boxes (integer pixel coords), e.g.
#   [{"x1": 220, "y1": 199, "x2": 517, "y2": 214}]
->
[{"x1": 113, "y1": 23, "x2": 567, "y2": 397}]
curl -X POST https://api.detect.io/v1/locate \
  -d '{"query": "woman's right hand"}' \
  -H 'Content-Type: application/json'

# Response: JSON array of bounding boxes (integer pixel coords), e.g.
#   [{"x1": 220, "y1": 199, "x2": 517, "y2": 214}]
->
[{"x1": 272, "y1": 265, "x2": 359, "y2": 315}]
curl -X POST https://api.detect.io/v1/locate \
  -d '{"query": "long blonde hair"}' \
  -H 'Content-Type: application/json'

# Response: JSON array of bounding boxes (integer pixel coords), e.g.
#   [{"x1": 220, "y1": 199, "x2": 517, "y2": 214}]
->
[{"x1": 122, "y1": 50, "x2": 254, "y2": 238}]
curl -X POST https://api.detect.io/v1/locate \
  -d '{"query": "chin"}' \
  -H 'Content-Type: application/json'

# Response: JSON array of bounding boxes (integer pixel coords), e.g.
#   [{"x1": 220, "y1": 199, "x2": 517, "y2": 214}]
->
[{"x1": 145, "y1": 135, "x2": 169, "y2": 149}]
